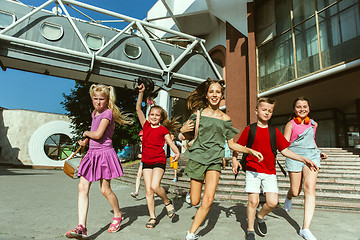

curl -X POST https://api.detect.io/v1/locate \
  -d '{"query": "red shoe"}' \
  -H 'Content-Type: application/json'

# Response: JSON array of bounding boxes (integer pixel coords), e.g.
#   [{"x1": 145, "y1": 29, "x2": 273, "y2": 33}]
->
[
  {"x1": 108, "y1": 212, "x2": 124, "y2": 233},
  {"x1": 65, "y1": 224, "x2": 87, "y2": 239}
]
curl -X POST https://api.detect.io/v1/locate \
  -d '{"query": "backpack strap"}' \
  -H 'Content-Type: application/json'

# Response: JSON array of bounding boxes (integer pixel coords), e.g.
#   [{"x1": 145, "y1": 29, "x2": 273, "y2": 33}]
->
[
  {"x1": 269, "y1": 125, "x2": 277, "y2": 157},
  {"x1": 269, "y1": 125, "x2": 287, "y2": 177},
  {"x1": 238, "y1": 123, "x2": 257, "y2": 174},
  {"x1": 193, "y1": 109, "x2": 201, "y2": 140}
]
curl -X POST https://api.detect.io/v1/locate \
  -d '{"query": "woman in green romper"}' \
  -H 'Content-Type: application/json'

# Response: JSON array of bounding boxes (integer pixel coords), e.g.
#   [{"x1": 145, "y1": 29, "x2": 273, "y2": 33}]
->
[{"x1": 180, "y1": 78, "x2": 264, "y2": 240}]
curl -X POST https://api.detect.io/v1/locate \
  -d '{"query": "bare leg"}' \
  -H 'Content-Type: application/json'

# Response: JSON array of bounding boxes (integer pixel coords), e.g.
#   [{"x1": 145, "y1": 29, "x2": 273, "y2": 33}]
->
[
  {"x1": 142, "y1": 168, "x2": 156, "y2": 219},
  {"x1": 189, "y1": 170, "x2": 219, "y2": 234},
  {"x1": 287, "y1": 171, "x2": 303, "y2": 199},
  {"x1": 100, "y1": 179, "x2": 121, "y2": 218},
  {"x1": 174, "y1": 169, "x2": 177, "y2": 179},
  {"x1": 247, "y1": 193, "x2": 259, "y2": 231},
  {"x1": 257, "y1": 192, "x2": 278, "y2": 219},
  {"x1": 149, "y1": 167, "x2": 175, "y2": 214},
  {"x1": 189, "y1": 178, "x2": 204, "y2": 206},
  {"x1": 78, "y1": 177, "x2": 92, "y2": 227},
  {"x1": 134, "y1": 163, "x2": 142, "y2": 194},
  {"x1": 302, "y1": 167, "x2": 318, "y2": 229}
]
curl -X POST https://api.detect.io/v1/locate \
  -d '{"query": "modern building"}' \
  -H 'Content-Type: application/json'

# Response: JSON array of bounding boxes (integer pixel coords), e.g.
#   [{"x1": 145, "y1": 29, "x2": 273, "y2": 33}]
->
[
  {"x1": 0, "y1": 107, "x2": 74, "y2": 166},
  {"x1": 147, "y1": 0, "x2": 360, "y2": 148}
]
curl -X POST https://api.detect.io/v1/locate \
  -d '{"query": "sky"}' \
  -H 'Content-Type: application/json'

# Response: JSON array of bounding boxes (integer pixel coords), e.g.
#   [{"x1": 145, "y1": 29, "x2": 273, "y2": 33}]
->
[{"x1": 0, "y1": 0, "x2": 158, "y2": 114}]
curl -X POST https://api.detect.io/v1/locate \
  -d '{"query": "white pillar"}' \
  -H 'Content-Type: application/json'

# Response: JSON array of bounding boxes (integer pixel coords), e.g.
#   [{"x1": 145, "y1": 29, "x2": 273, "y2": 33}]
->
[
  {"x1": 155, "y1": 89, "x2": 171, "y2": 114},
  {"x1": 155, "y1": 89, "x2": 171, "y2": 155}
]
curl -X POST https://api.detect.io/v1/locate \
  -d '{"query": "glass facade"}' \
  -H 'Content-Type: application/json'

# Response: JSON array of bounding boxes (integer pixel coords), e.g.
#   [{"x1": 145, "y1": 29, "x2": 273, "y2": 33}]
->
[{"x1": 256, "y1": 0, "x2": 360, "y2": 92}]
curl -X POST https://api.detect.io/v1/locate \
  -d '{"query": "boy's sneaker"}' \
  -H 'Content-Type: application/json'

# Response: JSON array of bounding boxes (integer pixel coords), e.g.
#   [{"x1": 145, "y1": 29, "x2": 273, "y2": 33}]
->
[
  {"x1": 65, "y1": 224, "x2": 87, "y2": 239},
  {"x1": 284, "y1": 197, "x2": 292, "y2": 212},
  {"x1": 246, "y1": 231, "x2": 256, "y2": 240},
  {"x1": 256, "y1": 214, "x2": 267, "y2": 236},
  {"x1": 185, "y1": 192, "x2": 191, "y2": 204},
  {"x1": 185, "y1": 231, "x2": 200, "y2": 240},
  {"x1": 299, "y1": 228, "x2": 317, "y2": 240},
  {"x1": 173, "y1": 178, "x2": 178, "y2": 182}
]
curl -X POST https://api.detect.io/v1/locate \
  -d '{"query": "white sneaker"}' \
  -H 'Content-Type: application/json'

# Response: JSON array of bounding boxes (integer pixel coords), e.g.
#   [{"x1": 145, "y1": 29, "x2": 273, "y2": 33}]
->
[
  {"x1": 185, "y1": 231, "x2": 200, "y2": 240},
  {"x1": 185, "y1": 192, "x2": 191, "y2": 204},
  {"x1": 300, "y1": 228, "x2": 317, "y2": 240},
  {"x1": 284, "y1": 198, "x2": 292, "y2": 212}
]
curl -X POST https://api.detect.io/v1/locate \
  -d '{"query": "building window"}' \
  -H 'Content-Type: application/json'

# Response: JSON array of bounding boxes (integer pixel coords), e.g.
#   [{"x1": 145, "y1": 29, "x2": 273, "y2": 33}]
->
[
  {"x1": 86, "y1": 33, "x2": 104, "y2": 51},
  {"x1": 0, "y1": 10, "x2": 15, "y2": 29},
  {"x1": 124, "y1": 43, "x2": 141, "y2": 59},
  {"x1": 159, "y1": 51, "x2": 174, "y2": 66},
  {"x1": 44, "y1": 134, "x2": 73, "y2": 161},
  {"x1": 256, "y1": 0, "x2": 360, "y2": 92},
  {"x1": 40, "y1": 22, "x2": 63, "y2": 41}
]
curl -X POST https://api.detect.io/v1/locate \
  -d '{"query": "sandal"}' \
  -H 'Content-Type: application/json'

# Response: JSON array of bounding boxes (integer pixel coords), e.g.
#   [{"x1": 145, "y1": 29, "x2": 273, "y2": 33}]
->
[
  {"x1": 65, "y1": 224, "x2": 87, "y2": 239},
  {"x1": 165, "y1": 199, "x2": 176, "y2": 218},
  {"x1": 146, "y1": 218, "x2": 157, "y2": 228},
  {"x1": 108, "y1": 212, "x2": 124, "y2": 233}
]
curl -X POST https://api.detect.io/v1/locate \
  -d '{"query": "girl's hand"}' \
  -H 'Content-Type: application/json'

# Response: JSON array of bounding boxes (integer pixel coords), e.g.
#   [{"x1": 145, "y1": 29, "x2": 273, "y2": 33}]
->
[
  {"x1": 82, "y1": 131, "x2": 90, "y2": 138},
  {"x1": 172, "y1": 153, "x2": 180, "y2": 162},
  {"x1": 138, "y1": 83, "x2": 145, "y2": 93},
  {"x1": 303, "y1": 158, "x2": 319, "y2": 172},
  {"x1": 249, "y1": 149, "x2": 264, "y2": 162},
  {"x1": 320, "y1": 152, "x2": 328, "y2": 159},
  {"x1": 232, "y1": 158, "x2": 241, "y2": 174},
  {"x1": 180, "y1": 120, "x2": 194, "y2": 133},
  {"x1": 78, "y1": 138, "x2": 89, "y2": 147}
]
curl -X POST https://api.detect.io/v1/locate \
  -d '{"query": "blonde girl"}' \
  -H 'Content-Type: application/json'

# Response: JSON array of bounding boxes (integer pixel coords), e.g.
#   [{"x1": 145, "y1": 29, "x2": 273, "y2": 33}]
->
[
  {"x1": 283, "y1": 97, "x2": 327, "y2": 240},
  {"x1": 180, "y1": 78, "x2": 263, "y2": 240},
  {"x1": 66, "y1": 84, "x2": 132, "y2": 239},
  {"x1": 136, "y1": 83, "x2": 181, "y2": 228}
]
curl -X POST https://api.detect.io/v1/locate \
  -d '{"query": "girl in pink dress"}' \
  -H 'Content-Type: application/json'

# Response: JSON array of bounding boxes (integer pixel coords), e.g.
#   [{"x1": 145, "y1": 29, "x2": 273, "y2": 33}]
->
[{"x1": 66, "y1": 84, "x2": 133, "y2": 239}]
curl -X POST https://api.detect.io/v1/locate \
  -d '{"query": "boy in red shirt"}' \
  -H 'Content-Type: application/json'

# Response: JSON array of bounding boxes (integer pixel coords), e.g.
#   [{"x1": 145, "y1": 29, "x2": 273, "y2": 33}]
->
[{"x1": 232, "y1": 98, "x2": 318, "y2": 240}]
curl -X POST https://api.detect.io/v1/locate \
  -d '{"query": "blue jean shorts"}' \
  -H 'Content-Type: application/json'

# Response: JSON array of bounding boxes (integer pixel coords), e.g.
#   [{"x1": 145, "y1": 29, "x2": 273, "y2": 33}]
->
[{"x1": 285, "y1": 148, "x2": 321, "y2": 172}]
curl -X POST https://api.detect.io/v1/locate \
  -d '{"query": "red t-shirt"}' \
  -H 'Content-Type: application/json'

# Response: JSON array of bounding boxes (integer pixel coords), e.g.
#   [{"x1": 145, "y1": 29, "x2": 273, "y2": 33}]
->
[
  {"x1": 237, "y1": 125, "x2": 289, "y2": 174},
  {"x1": 141, "y1": 120, "x2": 169, "y2": 165}
]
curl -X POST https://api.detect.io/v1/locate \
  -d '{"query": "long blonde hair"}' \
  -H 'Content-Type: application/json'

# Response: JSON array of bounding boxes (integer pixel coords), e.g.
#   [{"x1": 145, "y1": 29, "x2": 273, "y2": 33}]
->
[
  {"x1": 186, "y1": 78, "x2": 225, "y2": 112},
  {"x1": 149, "y1": 105, "x2": 181, "y2": 135},
  {"x1": 89, "y1": 84, "x2": 133, "y2": 125}
]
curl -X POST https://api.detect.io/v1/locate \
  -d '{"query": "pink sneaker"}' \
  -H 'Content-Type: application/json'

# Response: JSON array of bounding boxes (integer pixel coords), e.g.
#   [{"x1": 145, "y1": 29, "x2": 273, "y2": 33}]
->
[{"x1": 65, "y1": 224, "x2": 88, "y2": 239}]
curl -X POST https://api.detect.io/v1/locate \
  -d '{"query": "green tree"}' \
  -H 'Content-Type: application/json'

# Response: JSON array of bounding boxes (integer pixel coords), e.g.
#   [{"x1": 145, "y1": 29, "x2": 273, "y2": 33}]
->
[{"x1": 61, "y1": 81, "x2": 142, "y2": 151}]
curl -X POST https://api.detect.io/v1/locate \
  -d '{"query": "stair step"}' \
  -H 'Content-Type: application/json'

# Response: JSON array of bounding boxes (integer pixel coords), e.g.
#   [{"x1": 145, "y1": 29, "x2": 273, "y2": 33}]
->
[{"x1": 119, "y1": 148, "x2": 360, "y2": 211}]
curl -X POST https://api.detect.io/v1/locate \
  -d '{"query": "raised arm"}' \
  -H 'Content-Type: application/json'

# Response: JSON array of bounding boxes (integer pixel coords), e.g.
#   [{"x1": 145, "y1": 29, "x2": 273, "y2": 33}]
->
[{"x1": 136, "y1": 83, "x2": 146, "y2": 127}]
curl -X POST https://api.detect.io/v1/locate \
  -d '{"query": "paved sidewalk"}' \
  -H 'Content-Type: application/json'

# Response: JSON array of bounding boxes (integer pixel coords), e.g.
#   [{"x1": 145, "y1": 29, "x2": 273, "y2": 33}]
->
[{"x1": 0, "y1": 166, "x2": 359, "y2": 240}]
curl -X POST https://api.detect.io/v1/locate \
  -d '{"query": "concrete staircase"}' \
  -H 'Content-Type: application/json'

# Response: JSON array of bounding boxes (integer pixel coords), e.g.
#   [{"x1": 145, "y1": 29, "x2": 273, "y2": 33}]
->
[{"x1": 117, "y1": 148, "x2": 360, "y2": 211}]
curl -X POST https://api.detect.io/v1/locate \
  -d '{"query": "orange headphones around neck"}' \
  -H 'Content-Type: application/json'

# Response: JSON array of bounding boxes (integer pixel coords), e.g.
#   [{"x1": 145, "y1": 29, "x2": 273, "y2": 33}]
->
[{"x1": 293, "y1": 116, "x2": 310, "y2": 124}]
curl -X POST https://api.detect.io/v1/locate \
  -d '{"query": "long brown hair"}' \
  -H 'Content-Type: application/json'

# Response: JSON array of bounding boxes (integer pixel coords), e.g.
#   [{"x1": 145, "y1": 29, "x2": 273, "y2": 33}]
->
[
  {"x1": 149, "y1": 105, "x2": 181, "y2": 135},
  {"x1": 186, "y1": 78, "x2": 225, "y2": 112}
]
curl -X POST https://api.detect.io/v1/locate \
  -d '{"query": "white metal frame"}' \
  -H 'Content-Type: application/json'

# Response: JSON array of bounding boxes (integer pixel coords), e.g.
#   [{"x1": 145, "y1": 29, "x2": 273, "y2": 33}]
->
[{"x1": 0, "y1": 0, "x2": 223, "y2": 87}]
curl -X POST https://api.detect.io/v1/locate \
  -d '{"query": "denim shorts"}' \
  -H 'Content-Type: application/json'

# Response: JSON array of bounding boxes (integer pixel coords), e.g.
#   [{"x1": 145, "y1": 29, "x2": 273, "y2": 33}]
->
[
  {"x1": 245, "y1": 171, "x2": 278, "y2": 193},
  {"x1": 285, "y1": 148, "x2": 321, "y2": 172}
]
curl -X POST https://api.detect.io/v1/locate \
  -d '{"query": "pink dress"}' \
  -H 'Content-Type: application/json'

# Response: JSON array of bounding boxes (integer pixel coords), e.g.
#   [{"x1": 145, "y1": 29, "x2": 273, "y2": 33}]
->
[{"x1": 78, "y1": 109, "x2": 123, "y2": 182}]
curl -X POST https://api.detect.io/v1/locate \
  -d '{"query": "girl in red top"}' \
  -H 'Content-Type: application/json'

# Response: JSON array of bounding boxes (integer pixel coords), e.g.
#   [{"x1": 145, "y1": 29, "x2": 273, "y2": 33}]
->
[{"x1": 136, "y1": 83, "x2": 180, "y2": 228}]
